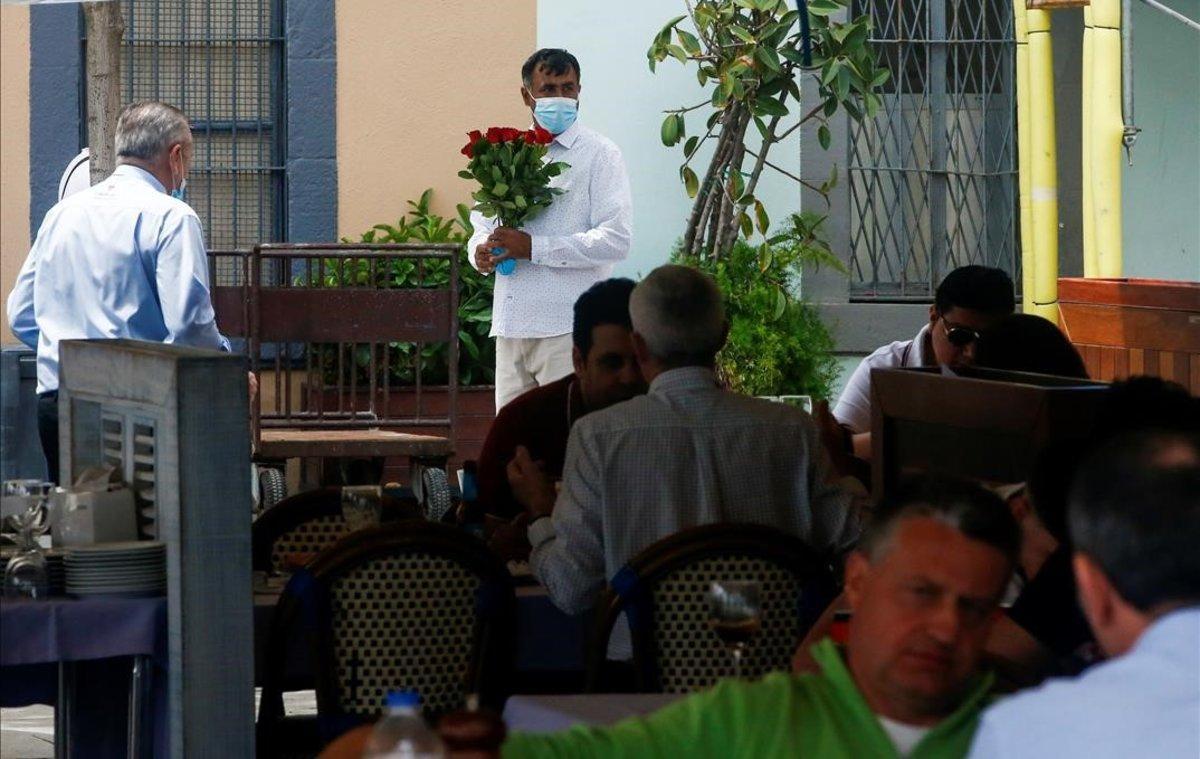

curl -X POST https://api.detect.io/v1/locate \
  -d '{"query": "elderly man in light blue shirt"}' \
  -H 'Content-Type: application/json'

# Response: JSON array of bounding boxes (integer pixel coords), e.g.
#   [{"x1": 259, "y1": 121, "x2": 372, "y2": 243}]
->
[
  {"x1": 969, "y1": 430, "x2": 1200, "y2": 759},
  {"x1": 7, "y1": 100, "x2": 231, "y2": 483}
]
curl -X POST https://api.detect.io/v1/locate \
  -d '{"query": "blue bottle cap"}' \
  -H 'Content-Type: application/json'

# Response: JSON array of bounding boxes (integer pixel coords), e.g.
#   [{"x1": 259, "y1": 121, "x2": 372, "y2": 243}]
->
[
  {"x1": 385, "y1": 690, "x2": 420, "y2": 709},
  {"x1": 496, "y1": 257, "x2": 517, "y2": 276}
]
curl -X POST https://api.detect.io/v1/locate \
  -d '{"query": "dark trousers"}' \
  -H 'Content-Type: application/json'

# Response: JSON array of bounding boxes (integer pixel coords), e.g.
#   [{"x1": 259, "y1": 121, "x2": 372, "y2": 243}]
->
[{"x1": 37, "y1": 391, "x2": 60, "y2": 485}]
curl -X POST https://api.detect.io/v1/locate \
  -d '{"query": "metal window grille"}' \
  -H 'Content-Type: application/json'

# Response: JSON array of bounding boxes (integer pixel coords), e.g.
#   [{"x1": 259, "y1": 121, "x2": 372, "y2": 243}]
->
[
  {"x1": 847, "y1": 0, "x2": 1018, "y2": 300},
  {"x1": 82, "y1": 0, "x2": 285, "y2": 283}
]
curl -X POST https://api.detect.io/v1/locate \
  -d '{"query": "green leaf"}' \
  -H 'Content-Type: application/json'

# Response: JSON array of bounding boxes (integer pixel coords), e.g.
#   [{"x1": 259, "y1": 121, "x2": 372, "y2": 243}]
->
[
  {"x1": 457, "y1": 170, "x2": 474, "y2": 180},
  {"x1": 835, "y1": 66, "x2": 851, "y2": 102},
  {"x1": 754, "y1": 46, "x2": 782, "y2": 73},
  {"x1": 682, "y1": 166, "x2": 700, "y2": 198},
  {"x1": 821, "y1": 164, "x2": 839, "y2": 193},
  {"x1": 491, "y1": 165, "x2": 503, "y2": 182},
  {"x1": 754, "y1": 96, "x2": 789, "y2": 117},
  {"x1": 684, "y1": 135, "x2": 700, "y2": 159},
  {"x1": 667, "y1": 44, "x2": 688, "y2": 63},
  {"x1": 807, "y1": 0, "x2": 841, "y2": 17},
  {"x1": 514, "y1": 195, "x2": 527, "y2": 209},
  {"x1": 661, "y1": 113, "x2": 683, "y2": 146},
  {"x1": 754, "y1": 199, "x2": 770, "y2": 235},
  {"x1": 821, "y1": 59, "x2": 842, "y2": 86},
  {"x1": 758, "y1": 241, "x2": 774, "y2": 272},
  {"x1": 729, "y1": 24, "x2": 756, "y2": 43},
  {"x1": 871, "y1": 68, "x2": 892, "y2": 87},
  {"x1": 818, "y1": 124, "x2": 831, "y2": 150},
  {"x1": 754, "y1": 116, "x2": 771, "y2": 140},
  {"x1": 676, "y1": 29, "x2": 702, "y2": 55},
  {"x1": 492, "y1": 182, "x2": 509, "y2": 198},
  {"x1": 739, "y1": 212, "x2": 754, "y2": 238},
  {"x1": 730, "y1": 170, "x2": 745, "y2": 200},
  {"x1": 772, "y1": 285, "x2": 788, "y2": 320}
]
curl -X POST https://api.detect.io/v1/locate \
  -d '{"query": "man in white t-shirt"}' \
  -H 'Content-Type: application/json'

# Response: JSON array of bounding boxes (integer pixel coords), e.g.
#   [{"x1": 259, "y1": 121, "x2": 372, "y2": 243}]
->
[{"x1": 833, "y1": 265, "x2": 1015, "y2": 458}]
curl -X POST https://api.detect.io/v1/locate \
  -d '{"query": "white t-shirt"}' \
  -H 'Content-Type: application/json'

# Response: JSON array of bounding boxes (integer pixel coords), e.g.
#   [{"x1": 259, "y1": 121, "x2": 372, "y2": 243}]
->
[
  {"x1": 832, "y1": 324, "x2": 933, "y2": 433},
  {"x1": 877, "y1": 714, "x2": 932, "y2": 756}
]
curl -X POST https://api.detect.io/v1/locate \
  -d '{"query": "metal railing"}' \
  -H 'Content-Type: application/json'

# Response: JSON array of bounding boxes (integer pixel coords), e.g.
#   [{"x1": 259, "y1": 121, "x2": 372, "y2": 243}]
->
[{"x1": 847, "y1": 0, "x2": 1019, "y2": 300}]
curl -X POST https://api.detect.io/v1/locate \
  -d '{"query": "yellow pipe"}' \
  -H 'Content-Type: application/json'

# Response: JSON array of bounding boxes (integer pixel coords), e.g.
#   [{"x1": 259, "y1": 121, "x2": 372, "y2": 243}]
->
[
  {"x1": 1084, "y1": 0, "x2": 1125, "y2": 278},
  {"x1": 1014, "y1": 1, "x2": 1035, "y2": 315},
  {"x1": 1027, "y1": 8, "x2": 1059, "y2": 323},
  {"x1": 1081, "y1": 11, "x2": 1096, "y2": 276}
]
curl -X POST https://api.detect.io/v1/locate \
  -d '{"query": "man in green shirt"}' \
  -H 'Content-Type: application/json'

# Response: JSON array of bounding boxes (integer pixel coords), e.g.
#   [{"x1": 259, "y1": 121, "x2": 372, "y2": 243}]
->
[{"x1": 502, "y1": 477, "x2": 1019, "y2": 758}]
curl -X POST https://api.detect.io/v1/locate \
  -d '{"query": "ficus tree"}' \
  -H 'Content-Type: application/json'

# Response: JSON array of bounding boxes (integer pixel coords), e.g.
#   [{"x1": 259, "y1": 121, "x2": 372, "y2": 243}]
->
[{"x1": 649, "y1": 0, "x2": 887, "y2": 261}]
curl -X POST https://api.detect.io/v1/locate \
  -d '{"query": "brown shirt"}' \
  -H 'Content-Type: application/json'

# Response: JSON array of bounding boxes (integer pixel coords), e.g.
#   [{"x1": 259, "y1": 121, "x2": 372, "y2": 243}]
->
[{"x1": 476, "y1": 374, "x2": 582, "y2": 519}]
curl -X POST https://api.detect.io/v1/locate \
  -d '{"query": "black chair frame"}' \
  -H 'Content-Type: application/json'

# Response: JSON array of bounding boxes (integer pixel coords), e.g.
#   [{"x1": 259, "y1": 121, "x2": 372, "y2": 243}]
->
[
  {"x1": 585, "y1": 522, "x2": 837, "y2": 693},
  {"x1": 257, "y1": 521, "x2": 516, "y2": 755}
]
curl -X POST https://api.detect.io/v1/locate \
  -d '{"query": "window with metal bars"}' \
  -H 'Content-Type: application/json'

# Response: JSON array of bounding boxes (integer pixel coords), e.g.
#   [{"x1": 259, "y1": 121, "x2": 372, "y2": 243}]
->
[
  {"x1": 847, "y1": 0, "x2": 1019, "y2": 301},
  {"x1": 81, "y1": 0, "x2": 285, "y2": 268}
]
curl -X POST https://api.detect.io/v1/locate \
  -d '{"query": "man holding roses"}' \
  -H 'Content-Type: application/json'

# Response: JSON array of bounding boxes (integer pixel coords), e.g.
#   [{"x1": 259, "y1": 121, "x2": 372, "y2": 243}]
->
[{"x1": 467, "y1": 48, "x2": 633, "y2": 410}]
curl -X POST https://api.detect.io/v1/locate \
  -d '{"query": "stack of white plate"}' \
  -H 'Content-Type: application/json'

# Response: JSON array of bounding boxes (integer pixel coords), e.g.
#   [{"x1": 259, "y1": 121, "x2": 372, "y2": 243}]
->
[{"x1": 65, "y1": 541, "x2": 166, "y2": 598}]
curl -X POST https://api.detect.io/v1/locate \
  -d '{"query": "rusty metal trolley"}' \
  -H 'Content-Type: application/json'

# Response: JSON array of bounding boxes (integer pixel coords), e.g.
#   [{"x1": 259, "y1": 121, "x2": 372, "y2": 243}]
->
[{"x1": 208, "y1": 243, "x2": 461, "y2": 508}]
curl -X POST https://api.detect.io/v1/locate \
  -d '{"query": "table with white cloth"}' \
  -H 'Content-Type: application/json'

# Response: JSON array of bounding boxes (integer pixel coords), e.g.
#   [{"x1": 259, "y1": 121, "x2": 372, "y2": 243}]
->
[{"x1": 503, "y1": 693, "x2": 683, "y2": 733}]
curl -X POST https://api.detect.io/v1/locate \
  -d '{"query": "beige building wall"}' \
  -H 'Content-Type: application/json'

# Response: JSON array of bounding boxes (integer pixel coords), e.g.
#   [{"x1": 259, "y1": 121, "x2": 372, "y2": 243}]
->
[
  {"x1": 1, "y1": 6, "x2": 31, "y2": 345},
  {"x1": 336, "y1": 0, "x2": 537, "y2": 236}
]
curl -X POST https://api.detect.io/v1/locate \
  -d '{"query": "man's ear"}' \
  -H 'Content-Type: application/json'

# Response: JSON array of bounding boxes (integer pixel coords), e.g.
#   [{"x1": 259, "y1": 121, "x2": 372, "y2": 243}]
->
[
  {"x1": 843, "y1": 552, "x2": 871, "y2": 612},
  {"x1": 631, "y1": 332, "x2": 650, "y2": 364},
  {"x1": 1073, "y1": 553, "x2": 1114, "y2": 636},
  {"x1": 572, "y1": 345, "x2": 585, "y2": 375},
  {"x1": 521, "y1": 86, "x2": 536, "y2": 109},
  {"x1": 928, "y1": 304, "x2": 939, "y2": 327}
]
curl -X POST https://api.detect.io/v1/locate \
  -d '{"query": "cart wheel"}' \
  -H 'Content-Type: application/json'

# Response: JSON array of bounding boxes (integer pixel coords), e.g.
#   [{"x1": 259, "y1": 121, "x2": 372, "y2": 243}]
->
[
  {"x1": 420, "y1": 467, "x2": 453, "y2": 523},
  {"x1": 259, "y1": 467, "x2": 287, "y2": 511}
]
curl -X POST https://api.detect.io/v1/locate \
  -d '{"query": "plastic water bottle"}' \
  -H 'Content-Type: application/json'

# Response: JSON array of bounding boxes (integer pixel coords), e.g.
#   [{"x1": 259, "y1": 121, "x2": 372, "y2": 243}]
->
[{"x1": 363, "y1": 691, "x2": 445, "y2": 758}]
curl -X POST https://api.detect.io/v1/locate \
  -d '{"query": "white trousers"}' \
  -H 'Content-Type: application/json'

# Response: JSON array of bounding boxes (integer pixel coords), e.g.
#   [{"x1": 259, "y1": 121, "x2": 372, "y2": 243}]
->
[{"x1": 494, "y1": 333, "x2": 574, "y2": 411}]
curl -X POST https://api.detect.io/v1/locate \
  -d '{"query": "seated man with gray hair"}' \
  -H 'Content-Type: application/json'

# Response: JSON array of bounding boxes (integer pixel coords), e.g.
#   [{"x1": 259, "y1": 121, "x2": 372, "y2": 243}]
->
[
  {"x1": 7, "y1": 100, "x2": 231, "y2": 484},
  {"x1": 508, "y1": 264, "x2": 859, "y2": 659}
]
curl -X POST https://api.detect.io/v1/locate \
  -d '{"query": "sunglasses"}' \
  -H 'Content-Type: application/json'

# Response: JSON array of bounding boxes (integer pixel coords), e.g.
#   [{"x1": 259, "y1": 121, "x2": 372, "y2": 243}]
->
[{"x1": 941, "y1": 319, "x2": 981, "y2": 348}]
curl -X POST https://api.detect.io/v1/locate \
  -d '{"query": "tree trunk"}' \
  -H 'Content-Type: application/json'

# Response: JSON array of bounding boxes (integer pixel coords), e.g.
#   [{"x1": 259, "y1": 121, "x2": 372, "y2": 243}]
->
[{"x1": 84, "y1": 2, "x2": 124, "y2": 186}]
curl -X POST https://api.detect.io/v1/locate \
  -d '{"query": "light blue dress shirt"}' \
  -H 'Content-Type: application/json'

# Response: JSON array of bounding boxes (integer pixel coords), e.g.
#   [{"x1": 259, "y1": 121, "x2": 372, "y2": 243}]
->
[
  {"x1": 968, "y1": 606, "x2": 1200, "y2": 759},
  {"x1": 7, "y1": 164, "x2": 230, "y2": 393}
]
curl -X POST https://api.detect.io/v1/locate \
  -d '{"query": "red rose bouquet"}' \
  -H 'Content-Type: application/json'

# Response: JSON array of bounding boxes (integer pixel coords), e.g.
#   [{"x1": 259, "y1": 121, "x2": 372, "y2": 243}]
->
[{"x1": 458, "y1": 126, "x2": 568, "y2": 230}]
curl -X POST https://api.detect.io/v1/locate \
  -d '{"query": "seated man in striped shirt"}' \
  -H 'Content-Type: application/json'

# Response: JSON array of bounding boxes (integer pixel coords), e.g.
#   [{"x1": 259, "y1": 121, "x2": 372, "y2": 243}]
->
[{"x1": 507, "y1": 265, "x2": 860, "y2": 659}]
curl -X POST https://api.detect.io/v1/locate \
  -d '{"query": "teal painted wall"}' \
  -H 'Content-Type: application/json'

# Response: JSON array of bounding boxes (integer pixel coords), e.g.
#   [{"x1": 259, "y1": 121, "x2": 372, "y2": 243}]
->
[
  {"x1": 537, "y1": 1, "x2": 802, "y2": 279},
  {"x1": 1122, "y1": 0, "x2": 1200, "y2": 281}
]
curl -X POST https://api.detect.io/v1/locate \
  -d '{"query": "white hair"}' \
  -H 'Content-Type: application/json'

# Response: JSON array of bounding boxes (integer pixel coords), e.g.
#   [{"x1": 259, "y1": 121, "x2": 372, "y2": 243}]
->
[
  {"x1": 629, "y1": 265, "x2": 726, "y2": 363},
  {"x1": 115, "y1": 101, "x2": 191, "y2": 161}
]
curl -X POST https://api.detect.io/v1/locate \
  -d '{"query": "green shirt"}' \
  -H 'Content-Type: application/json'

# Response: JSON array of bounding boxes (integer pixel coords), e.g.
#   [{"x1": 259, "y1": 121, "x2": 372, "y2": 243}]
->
[{"x1": 502, "y1": 640, "x2": 994, "y2": 759}]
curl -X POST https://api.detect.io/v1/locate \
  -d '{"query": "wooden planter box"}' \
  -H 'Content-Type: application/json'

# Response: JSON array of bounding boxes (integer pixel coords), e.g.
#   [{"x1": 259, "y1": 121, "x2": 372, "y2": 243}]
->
[{"x1": 1058, "y1": 278, "x2": 1200, "y2": 394}]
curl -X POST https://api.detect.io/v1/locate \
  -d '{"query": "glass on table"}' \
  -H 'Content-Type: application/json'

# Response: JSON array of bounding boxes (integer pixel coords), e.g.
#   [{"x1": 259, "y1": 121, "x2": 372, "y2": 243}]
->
[
  {"x1": 341, "y1": 485, "x2": 383, "y2": 532},
  {"x1": 707, "y1": 580, "x2": 763, "y2": 679}
]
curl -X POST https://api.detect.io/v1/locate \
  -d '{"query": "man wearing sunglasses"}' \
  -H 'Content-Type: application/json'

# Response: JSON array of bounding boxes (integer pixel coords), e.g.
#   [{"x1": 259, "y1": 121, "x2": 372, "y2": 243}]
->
[{"x1": 832, "y1": 266, "x2": 1015, "y2": 459}]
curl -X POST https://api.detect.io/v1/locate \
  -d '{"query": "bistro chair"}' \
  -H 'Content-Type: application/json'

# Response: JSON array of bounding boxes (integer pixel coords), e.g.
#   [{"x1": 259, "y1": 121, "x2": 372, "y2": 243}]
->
[
  {"x1": 257, "y1": 521, "x2": 516, "y2": 755},
  {"x1": 251, "y1": 487, "x2": 421, "y2": 574},
  {"x1": 585, "y1": 523, "x2": 837, "y2": 694}
]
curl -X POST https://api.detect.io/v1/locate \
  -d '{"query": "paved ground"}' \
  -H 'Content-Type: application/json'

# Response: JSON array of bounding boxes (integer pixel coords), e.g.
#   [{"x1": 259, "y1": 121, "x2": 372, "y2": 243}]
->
[
  {"x1": 0, "y1": 706, "x2": 53, "y2": 759},
  {"x1": 0, "y1": 691, "x2": 316, "y2": 757}
]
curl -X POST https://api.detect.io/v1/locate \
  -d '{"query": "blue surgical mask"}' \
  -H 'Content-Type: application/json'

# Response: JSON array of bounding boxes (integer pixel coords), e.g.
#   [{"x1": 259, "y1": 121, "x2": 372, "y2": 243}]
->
[
  {"x1": 533, "y1": 97, "x2": 578, "y2": 135},
  {"x1": 170, "y1": 177, "x2": 187, "y2": 201}
]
